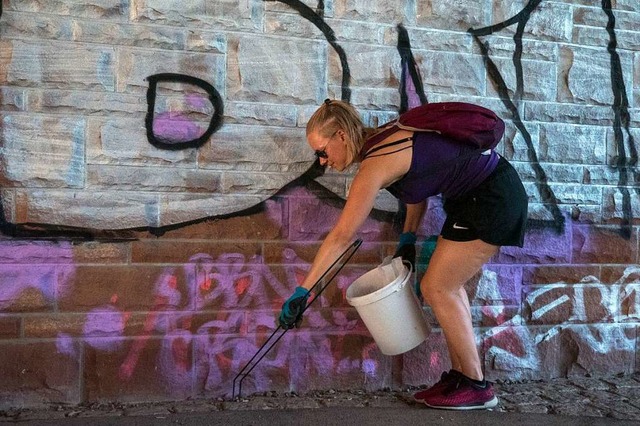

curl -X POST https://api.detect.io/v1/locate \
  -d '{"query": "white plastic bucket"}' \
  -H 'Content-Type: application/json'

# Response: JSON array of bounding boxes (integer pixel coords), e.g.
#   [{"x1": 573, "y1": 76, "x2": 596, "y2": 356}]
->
[{"x1": 346, "y1": 257, "x2": 430, "y2": 355}]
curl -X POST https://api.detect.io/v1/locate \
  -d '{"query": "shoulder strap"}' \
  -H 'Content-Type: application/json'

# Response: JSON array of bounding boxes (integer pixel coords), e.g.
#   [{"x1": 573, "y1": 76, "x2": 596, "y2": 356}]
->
[{"x1": 363, "y1": 136, "x2": 413, "y2": 159}]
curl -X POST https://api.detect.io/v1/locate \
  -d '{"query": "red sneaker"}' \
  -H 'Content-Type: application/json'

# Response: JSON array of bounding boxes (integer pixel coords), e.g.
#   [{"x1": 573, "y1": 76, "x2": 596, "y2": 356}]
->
[
  {"x1": 413, "y1": 370, "x2": 462, "y2": 403},
  {"x1": 420, "y1": 375, "x2": 498, "y2": 410}
]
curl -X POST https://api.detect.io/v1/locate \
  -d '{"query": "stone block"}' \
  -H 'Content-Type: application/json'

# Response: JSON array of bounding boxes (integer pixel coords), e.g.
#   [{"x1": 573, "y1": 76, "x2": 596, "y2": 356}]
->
[
  {"x1": 116, "y1": 48, "x2": 225, "y2": 95},
  {"x1": 1, "y1": 114, "x2": 86, "y2": 188},
  {"x1": 512, "y1": 162, "x2": 584, "y2": 184},
  {"x1": 266, "y1": 13, "x2": 382, "y2": 44},
  {"x1": 0, "y1": 240, "x2": 74, "y2": 264},
  {"x1": 601, "y1": 265, "x2": 640, "y2": 284},
  {"x1": 86, "y1": 117, "x2": 198, "y2": 166},
  {"x1": 559, "y1": 45, "x2": 634, "y2": 105},
  {"x1": 620, "y1": 284, "x2": 640, "y2": 322},
  {"x1": 602, "y1": 188, "x2": 640, "y2": 225},
  {"x1": 288, "y1": 195, "x2": 394, "y2": 242},
  {"x1": 329, "y1": 43, "x2": 400, "y2": 89},
  {"x1": 132, "y1": 0, "x2": 205, "y2": 24},
  {"x1": 2, "y1": 39, "x2": 115, "y2": 90},
  {"x1": 468, "y1": 265, "x2": 523, "y2": 306},
  {"x1": 572, "y1": 225, "x2": 637, "y2": 264},
  {"x1": 476, "y1": 37, "x2": 558, "y2": 61},
  {"x1": 487, "y1": 58, "x2": 557, "y2": 102},
  {"x1": 157, "y1": 198, "x2": 285, "y2": 240},
  {"x1": 0, "y1": 316, "x2": 20, "y2": 339},
  {"x1": 384, "y1": 27, "x2": 474, "y2": 53},
  {"x1": 522, "y1": 182, "x2": 601, "y2": 206},
  {"x1": 564, "y1": 325, "x2": 636, "y2": 377},
  {"x1": 204, "y1": 0, "x2": 263, "y2": 31},
  {"x1": 197, "y1": 124, "x2": 310, "y2": 172},
  {"x1": 186, "y1": 30, "x2": 226, "y2": 53},
  {"x1": 524, "y1": 101, "x2": 616, "y2": 126},
  {"x1": 335, "y1": 0, "x2": 412, "y2": 24},
  {"x1": 523, "y1": 265, "x2": 601, "y2": 285},
  {"x1": 0, "y1": 264, "x2": 71, "y2": 312},
  {"x1": 585, "y1": 165, "x2": 633, "y2": 186},
  {"x1": 263, "y1": 241, "x2": 383, "y2": 266},
  {"x1": 402, "y1": 330, "x2": 453, "y2": 387},
  {"x1": 25, "y1": 313, "x2": 108, "y2": 339},
  {"x1": 573, "y1": 6, "x2": 639, "y2": 32},
  {"x1": 417, "y1": 0, "x2": 492, "y2": 31},
  {"x1": 485, "y1": 324, "x2": 633, "y2": 379},
  {"x1": 73, "y1": 20, "x2": 186, "y2": 50},
  {"x1": 573, "y1": 24, "x2": 640, "y2": 52},
  {"x1": 223, "y1": 102, "x2": 298, "y2": 127},
  {"x1": 538, "y1": 123, "x2": 608, "y2": 165},
  {"x1": 411, "y1": 51, "x2": 486, "y2": 97},
  {"x1": 606, "y1": 127, "x2": 639, "y2": 166},
  {"x1": 0, "y1": 341, "x2": 81, "y2": 409},
  {"x1": 289, "y1": 332, "x2": 393, "y2": 393},
  {"x1": 14, "y1": 189, "x2": 161, "y2": 229},
  {"x1": 228, "y1": 35, "x2": 324, "y2": 104},
  {"x1": 194, "y1": 332, "x2": 288, "y2": 398},
  {"x1": 71, "y1": 242, "x2": 130, "y2": 264},
  {"x1": 0, "y1": 11, "x2": 74, "y2": 42},
  {"x1": 493, "y1": 2, "x2": 573, "y2": 42},
  {"x1": 337, "y1": 86, "x2": 401, "y2": 110},
  {"x1": 476, "y1": 305, "x2": 521, "y2": 327},
  {"x1": 58, "y1": 264, "x2": 181, "y2": 312},
  {"x1": 497, "y1": 222, "x2": 571, "y2": 264},
  {"x1": 87, "y1": 165, "x2": 223, "y2": 193},
  {"x1": 84, "y1": 336, "x2": 194, "y2": 402},
  {"x1": 7, "y1": 0, "x2": 129, "y2": 19},
  {"x1": 314, "y1": 174, "x2": 350, "y2": 199},
  {"x1": 158, "y1": 193, "x2": 267, "y2": 227},
  {"x1": 0, "y1": 87, "x2": 25, "y2": 111},
  {"x1": 0, "y1": 190, "x2": 15, "y2": 225},
  {"x1": 522, "y1": 284, "x2": 619, "y2": 325},
  {"x1": 131, "y1": 240, "x2": 261, "y2": 264},
  {"x1": 27, "y1": 90, "x2": 147, "y2": 116}
]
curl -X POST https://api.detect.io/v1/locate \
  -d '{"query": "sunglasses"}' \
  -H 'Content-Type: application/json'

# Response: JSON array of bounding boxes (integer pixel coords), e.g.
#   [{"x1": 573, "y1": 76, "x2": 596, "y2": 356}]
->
[
  {"x1": 314, "y1": 146, "x2": 329, "y2": 159},
  {"x1": 314, "y1": 130, "x2": 339, "y2": 160}
]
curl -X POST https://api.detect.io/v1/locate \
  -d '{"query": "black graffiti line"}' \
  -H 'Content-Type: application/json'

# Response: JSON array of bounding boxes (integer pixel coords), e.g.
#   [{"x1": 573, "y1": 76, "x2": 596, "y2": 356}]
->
[
  {"x1": 396, "y1": 24, "x2": 428, "y2": 113},
  {"x1": 316, "y1": 0, "x2": 325, "y2": 19},
  {"x1": 470, "y1": 0, "x2": 543, "y2": 37},
  {"x1": 469, "y1": 0, "x2": 564, "y2": 233},
  {"x1": 145, "y1": 73, "x2": 224, "y2": 150},
  {"x1": 603, "y1": 0, "x2": 636, "y2": 239},
  {"x1": 271, "y1": 0, "x2": 351, "y2": 102}
]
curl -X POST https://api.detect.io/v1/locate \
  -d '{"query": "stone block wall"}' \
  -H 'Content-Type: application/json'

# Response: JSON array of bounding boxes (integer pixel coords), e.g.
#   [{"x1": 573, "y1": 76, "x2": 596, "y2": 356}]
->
[{"x1": 0, "y1": 0, "x2": 639, "y2": 408}]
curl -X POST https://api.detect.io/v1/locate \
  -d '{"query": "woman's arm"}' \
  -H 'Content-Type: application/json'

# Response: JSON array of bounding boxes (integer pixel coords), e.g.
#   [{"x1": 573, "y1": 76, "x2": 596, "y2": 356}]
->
[
  {"x1": 403, "y1": 200, "x2": 427, "y2": 234},
  {"x1": 299, "y1": 155, "x2": 409, "y2": 290}
]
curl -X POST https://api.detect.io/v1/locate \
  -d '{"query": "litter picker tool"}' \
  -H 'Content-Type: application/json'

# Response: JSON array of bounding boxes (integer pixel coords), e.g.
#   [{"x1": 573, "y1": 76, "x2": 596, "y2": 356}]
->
[{"x1": 232, "y1": 238, "x2": 363, "y2": 399}]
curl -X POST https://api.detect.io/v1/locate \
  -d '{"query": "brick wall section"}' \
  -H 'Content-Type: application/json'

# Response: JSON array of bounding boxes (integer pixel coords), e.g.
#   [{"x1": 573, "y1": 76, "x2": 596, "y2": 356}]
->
[{"x1": 0, "y1": 0, "x2": 639, "y2": 409}]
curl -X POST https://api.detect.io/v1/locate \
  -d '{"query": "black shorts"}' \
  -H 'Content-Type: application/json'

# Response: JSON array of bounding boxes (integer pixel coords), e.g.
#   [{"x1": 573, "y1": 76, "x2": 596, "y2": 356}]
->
[{"x1": 441, "y1": 156, "x2": 528, "y2": 247}]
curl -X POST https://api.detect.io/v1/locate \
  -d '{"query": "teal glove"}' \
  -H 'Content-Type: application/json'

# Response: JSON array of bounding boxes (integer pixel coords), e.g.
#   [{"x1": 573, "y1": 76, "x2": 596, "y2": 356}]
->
[{"x1": 279, "y1": 287, "x2": 310, "y2": 329}]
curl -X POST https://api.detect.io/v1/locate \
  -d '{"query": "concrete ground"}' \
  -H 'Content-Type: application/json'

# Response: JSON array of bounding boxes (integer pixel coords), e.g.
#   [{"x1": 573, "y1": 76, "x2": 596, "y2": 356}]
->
[{"x1": 2, "y1": 374, "x2": 640, "y2": 425}]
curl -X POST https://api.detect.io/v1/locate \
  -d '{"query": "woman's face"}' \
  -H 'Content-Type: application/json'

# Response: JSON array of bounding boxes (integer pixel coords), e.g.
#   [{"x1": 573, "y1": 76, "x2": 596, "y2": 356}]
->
[{"x1": 307, "y1": 128, "x2": 350, "y2": 172}]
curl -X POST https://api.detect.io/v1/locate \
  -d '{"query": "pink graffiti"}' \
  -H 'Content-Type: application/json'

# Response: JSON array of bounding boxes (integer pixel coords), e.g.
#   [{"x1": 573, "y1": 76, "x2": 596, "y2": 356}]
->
[
  {"x1": 0, "y1": 242, "x2": 75, "y2": 310},
  {"x1": 152, "y1": 111, "x2": 203, "y2": 142}
]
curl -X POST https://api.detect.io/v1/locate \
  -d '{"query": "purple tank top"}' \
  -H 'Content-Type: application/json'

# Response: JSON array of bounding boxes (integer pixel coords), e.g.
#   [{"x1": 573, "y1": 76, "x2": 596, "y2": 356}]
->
[{"x1": 364, "y1": 131, "x2": 499, "y2": 203}]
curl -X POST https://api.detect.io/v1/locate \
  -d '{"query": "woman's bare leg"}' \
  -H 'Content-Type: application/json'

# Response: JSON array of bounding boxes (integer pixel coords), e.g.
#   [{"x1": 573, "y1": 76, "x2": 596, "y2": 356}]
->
[{"x1": 420, "y1": 237, "x2": 498, "y2": 380}]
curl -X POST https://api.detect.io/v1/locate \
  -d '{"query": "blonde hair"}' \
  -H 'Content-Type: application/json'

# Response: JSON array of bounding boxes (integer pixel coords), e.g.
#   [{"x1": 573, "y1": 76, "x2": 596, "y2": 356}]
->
[{"x1": 306, "y1": 99, "x2": 371, "y2": 166}]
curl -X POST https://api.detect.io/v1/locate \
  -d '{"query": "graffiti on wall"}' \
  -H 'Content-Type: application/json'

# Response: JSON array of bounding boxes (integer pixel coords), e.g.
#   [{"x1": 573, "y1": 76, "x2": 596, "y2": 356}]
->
[
  {"x1": 0, "y1": 0, "x2": 638, "y2": 398},
  {"x1": 0, "y1": 242, "x2": 636, "y2": 395},
  {"x1": 0, "y1": 0, "x2": 636, "y2": 238}
]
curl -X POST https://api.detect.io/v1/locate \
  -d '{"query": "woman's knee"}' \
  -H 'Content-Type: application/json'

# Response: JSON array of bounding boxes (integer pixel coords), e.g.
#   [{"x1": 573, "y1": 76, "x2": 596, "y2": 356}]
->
[{"x1": 420, "y1": 281, "x2": 449, "y2": 306}]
